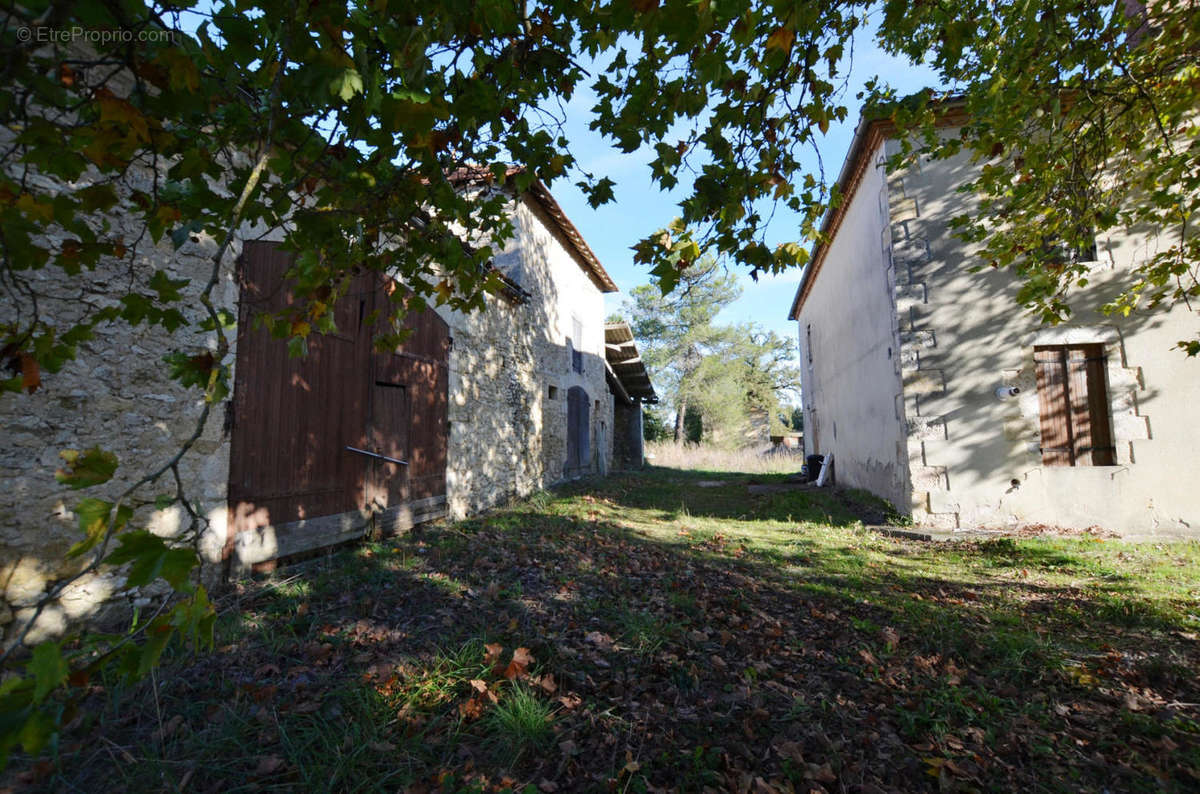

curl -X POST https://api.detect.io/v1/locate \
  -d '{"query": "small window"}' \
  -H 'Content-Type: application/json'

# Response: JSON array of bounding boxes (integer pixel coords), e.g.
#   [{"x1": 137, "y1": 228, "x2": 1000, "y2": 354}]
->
[
  {"x1": 548, "y1": 385, "x2": 558, "y2": 400},
  {"x1": 1034, "y1": 344, "x2": 1116, "y2": 466},
  {"x1": 571, "y1": 316, "x2": 584, "y2": 373},
  {"x1": 493, "y1": 249, "x2": 524, "y2": 286},
  {"x1": 806, "y1": 324, "x2": 813, "y2": 364}
]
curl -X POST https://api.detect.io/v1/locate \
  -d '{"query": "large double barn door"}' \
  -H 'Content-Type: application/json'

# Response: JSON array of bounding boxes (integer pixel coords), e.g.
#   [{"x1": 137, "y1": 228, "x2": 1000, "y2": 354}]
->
[{"x1": 227, "y1": 241, "x2": 448, "y2": 570}]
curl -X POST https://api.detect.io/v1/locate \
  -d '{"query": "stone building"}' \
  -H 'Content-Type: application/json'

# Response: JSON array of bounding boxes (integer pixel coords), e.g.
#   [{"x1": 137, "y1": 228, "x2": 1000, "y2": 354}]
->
[
  {"x1": 788, "y1": 107, "x2": 1199, "y2": 535},
  {"x1": 1, "y1": 172, "x2": 634, "y2": 642},
  {"x1": 434, "y1": 179, "x2": 620, "y2": 517}
]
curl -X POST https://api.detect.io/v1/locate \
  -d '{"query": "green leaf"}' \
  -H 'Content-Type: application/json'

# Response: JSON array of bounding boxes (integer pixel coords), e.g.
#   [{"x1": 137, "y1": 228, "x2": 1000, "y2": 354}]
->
[
  {"x1": 27, "y1": 643, "x2": 68, "y2": 703},
  {"x1": 55, "y1": 447, "x2": 118, "y2": 489},
  {"x1": 136, "y1": 618, "x2": 174, "y2": 678},
  {"x1": 105, "y1": 531, "x2": 198, "y2": 590},
  {"x1": 17, "y1": 710, "x2": 55, "y2": 756},
  {"x1": 68, "y1": 498, "x2": 132, "y2": 558},
  {"x1": 391, "y1": 87, "x2": 430, "y2": 104},
  {"x1": 76, "y1": 183, "x2": 119, "y2": 213},
  {"x1": 171, "y1": 586, "x2": 217, "y2": 651},
  {"x1": 148, "y1": 270, "x2": 190, "y2": 301},
  {"x1": 169, "y1": 221, "x2": 205, "y2": 251}
]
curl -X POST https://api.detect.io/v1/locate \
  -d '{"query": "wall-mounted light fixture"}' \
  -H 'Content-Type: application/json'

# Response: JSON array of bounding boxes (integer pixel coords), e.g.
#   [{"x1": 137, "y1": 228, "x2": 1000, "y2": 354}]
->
[{"x1": 995, "y1": 385, "x2": 1021, "y2": 400}]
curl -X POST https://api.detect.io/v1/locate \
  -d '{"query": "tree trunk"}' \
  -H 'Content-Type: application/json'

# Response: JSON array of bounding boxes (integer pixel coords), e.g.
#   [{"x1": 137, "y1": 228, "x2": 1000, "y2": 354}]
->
[{"x1": 673, "y1": 396, "x2": 687, "y2": 444}]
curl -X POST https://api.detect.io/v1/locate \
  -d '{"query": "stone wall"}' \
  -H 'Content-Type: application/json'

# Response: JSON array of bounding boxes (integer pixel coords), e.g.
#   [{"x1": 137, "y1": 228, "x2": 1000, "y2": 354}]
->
[
  {"x1": 435, "y1": 194, "x2": 612, "y2": 519},
  {"x1": 1, "y1": 174, "x2": 617, "y2": 645},
  {"x1": 0, "y1": 196, "x2": 240, "y2": 644},
  {"x1": 883, "y1": 138, "x2": 957, "y2": 528}
]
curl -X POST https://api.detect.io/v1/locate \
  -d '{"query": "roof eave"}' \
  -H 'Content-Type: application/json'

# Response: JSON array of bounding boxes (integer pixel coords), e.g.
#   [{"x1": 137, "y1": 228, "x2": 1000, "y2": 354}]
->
[{"x1": 787, "y1": 96, "x2": 969, "y2": 321}]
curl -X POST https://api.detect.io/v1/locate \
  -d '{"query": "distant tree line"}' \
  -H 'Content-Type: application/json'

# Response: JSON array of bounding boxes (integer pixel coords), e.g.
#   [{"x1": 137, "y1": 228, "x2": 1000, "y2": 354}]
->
[{"x1": 622, "y1": 257, "x2": 800, "y2": 448}]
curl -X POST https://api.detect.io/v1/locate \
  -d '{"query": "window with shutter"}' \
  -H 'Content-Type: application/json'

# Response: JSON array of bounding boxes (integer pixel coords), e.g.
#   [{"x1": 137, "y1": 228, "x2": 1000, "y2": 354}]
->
[{"x1": 1034, "y1": 344, "x2": 1116, "y2": 466}]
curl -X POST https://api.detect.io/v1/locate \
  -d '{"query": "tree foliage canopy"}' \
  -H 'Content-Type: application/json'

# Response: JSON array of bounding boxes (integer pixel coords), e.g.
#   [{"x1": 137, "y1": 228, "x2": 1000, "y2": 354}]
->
[
  {"x1": 624, "y1": 257, "x2": 798, "y2": 445},
  {"x1": 880, "y1": 0, "x2": 1199, "y2": 352},
  {"x1": 0, "y1": 0, "x2": 1197, "y2": 766}
]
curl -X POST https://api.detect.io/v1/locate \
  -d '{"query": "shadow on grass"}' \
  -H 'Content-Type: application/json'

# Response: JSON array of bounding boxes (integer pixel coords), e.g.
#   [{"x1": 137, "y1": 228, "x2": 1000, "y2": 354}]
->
[
  {"x1": 14, "y1": 474, "x2": 1200, "y2": 793},
  {"x1": 559, "y1": 466, "x2": 896, "y2": 527}
]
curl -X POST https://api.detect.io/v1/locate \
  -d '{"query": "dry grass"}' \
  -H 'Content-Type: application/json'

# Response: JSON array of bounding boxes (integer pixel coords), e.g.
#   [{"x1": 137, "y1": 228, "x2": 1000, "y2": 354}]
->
[{"x1": 644, "y1": 440, "x2": 804, "y2": 474}]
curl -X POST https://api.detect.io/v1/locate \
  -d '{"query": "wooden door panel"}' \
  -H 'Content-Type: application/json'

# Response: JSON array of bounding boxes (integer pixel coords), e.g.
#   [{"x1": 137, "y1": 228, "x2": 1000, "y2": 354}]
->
[
  {"x1": 228, "y1": 242, "x2": 449, "y2": 558},
  {"x1": 366, "y1": 381, "x2": 411, "y2": 511},
  {"x1": 228, "y1": 244, "x2": 369, "y2": 530}
]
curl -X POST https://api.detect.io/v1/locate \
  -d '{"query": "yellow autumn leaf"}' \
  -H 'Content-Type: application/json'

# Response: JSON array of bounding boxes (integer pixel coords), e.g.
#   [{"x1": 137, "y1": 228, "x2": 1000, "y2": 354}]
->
[
  {"x1": 96, "y1": 91, "x2": 150, "y2": 143},
  {"x1": 16, "y1": 193, "x2": 53, "y2": 223},
  {"x1": 765, "y1": 26, "x2": 795, "y2": 53}
]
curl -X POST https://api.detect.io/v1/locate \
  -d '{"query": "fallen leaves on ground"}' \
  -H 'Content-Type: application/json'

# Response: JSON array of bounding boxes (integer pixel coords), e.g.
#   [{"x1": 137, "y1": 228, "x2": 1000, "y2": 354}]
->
[{"x1": 19, "y1": 471, "x2": 1200, "y2": 793}]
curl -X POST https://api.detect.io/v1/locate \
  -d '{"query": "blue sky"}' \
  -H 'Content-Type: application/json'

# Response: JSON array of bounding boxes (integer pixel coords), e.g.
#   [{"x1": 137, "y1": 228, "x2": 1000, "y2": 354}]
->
[
  {"x1": 178, "y1": 3, "x2": 938, "y2": 346},
  {"x1": 548, "y1": 23, "x2": 940, "y2": 343}
]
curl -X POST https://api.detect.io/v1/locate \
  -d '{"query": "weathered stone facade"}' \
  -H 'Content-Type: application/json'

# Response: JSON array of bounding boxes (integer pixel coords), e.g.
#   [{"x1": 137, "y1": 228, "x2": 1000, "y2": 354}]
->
[
  {"x1": 0, "y1": 223, "x2": 240, "y2": 644},
  {"x1": 1, "y1": 175, "x2": 619, "y2": 643},
  {"x1": 791, "y1": 114, "x2": 1199, "y2": 536},
  {"x1": 884, "y1": 139, "x2": 957, "y2": 529},
  {"x1": 436, "y1": 195, "x2": 614, "y2": 519}
]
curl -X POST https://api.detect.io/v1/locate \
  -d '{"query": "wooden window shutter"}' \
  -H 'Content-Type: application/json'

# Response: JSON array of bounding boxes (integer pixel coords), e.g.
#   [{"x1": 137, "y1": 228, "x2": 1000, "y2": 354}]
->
[
  {"x1": 1035, "y1": 347, "x2": 1074, "y2": 466},
  {"x1": 1066, "y1": 347, "x2": 1093, "y2": 465},
  {"x1": 1035, "y1": 344, "x2": 1115, "y2": 467},
  {"x1": 1082, "y1": 345, "x2": 1116, "y2": 465}
]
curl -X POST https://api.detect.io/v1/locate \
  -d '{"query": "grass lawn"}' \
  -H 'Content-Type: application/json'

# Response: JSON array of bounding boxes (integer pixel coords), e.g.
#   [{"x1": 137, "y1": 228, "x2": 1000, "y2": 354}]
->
[{"x1": 14, "y1": 468, "x2": 1200, "y2": 792}]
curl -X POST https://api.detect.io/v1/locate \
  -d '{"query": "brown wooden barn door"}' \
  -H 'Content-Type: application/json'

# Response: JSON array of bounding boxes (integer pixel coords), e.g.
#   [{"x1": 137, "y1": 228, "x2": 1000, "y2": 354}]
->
[
  {"x1": 366, "y1": 302, "x2": 449, "y2": 533},
  {"x1": 228, "y1": 243, "x2": 371, "y2": 538},
  {"x1": 228, "y1": 242, "x2": 449, "y2": 567},
  {"x1": 364, "y1": 381, "x2": 410, "y2": 512}
]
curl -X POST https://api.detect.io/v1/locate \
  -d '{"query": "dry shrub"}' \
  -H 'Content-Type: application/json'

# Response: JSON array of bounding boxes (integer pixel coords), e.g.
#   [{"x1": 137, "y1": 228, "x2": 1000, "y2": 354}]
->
[{"x1": 644, "y1": 441, "x2": 803, "y2": 474}]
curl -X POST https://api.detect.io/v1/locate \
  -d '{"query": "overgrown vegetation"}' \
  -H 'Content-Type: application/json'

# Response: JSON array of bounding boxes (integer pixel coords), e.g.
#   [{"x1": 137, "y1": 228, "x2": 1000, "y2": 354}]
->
[
  {"x1": 623, "y1": 257, "x2": 800, "y2": 446},
  {"x1": 9, "y1": 469, "x2": 1198, "y2": 791},
  {"x1": 645, "y1": 440, "x2": 804, "y2": 474}
]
